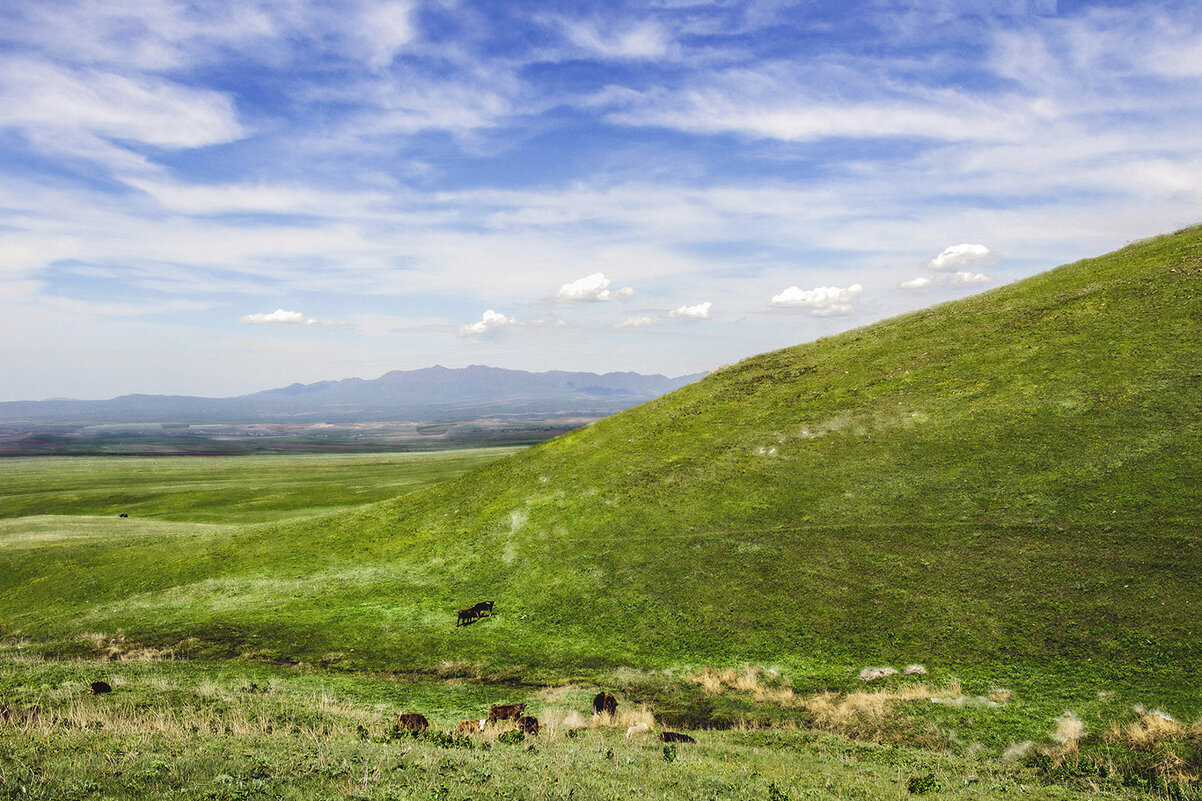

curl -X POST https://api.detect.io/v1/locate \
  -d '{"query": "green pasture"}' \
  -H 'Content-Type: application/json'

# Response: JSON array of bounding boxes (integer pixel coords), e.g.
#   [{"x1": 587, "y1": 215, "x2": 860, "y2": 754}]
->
[
  {"x1": 0, "y1": 652, "x2": 1181, "y2": 800},
  {"x1": 0, "y1": 448, "x2": 520, "y2": 523},
  {"x1": 1, "y1": 227, "x2": 1200, "y2": 797}
]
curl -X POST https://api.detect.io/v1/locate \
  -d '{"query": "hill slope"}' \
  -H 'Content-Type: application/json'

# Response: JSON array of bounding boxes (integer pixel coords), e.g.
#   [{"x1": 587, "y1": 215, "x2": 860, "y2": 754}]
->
[{"x1": 2, "y1": 226, "x2": 1199, "y2": 708}]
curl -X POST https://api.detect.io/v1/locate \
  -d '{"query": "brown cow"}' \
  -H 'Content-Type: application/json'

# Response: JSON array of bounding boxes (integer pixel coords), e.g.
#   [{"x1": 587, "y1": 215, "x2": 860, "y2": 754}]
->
[
  {"x1": 488, "y1": 703, "x2": 526, "y2": 723},
  {"x1": 456, "y1": 608, "x2": 478, "y2": 627},
  {"x1": 395, "y1": 713, "x2": 429, "y2": 731},
  {"x1": 659, "y1": 731, "x2": 695, "y2": 743},
  {"x1": 457, "y1": 718, "x2": 485, "y2": 735},
  {"x1": 516, "y1": 715, "x2": 539, "y2": 735},
  {"x1": 592, "y1": 691, "x2": 617, "y2": 716}
]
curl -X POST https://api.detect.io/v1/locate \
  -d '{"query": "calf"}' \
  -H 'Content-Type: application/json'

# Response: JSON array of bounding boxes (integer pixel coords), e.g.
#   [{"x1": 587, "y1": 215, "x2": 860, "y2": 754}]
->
[
  {"x1": 456, "y1": 608, "x2": 478, "y2": 627},
  {"x1": 659, "y1": 731, "x2": 696, "y2": 744},
  {"x1": 488, "y1": 703, "x2": 526, "y2": 723},
  {"x1": 516, "y1": 715, "x2": 539, "y2": 735},
  {"x1": 457, "y1": 718, "x2": 485, "y2": 735},
  {"x1": 395, "y1": 713, "x2": 429, "y2": 732},
  {"x1": 469, "y1": 600, "x2": 495, "y2": 617}
]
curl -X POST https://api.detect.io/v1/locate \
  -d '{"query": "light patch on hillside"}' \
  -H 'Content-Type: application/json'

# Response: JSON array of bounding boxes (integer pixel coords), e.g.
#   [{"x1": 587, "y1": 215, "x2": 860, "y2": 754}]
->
[
  {"x1": 0, "y1": 516, "x2": 226, "y2": 550},
  {"x1": 503, "y1": 509, "x2": 527, "y2": 565}
]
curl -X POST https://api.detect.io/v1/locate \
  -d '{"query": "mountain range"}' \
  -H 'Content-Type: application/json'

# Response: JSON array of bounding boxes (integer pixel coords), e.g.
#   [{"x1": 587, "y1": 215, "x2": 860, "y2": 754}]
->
[{"x1": 0, "y1": 365, "x2": 704, "y2": 424}]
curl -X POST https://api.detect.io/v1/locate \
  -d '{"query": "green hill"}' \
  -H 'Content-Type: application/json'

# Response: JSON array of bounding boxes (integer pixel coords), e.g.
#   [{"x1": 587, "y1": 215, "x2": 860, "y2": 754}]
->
[{"x1": 2, "y1": 225, "x2": 1199, "y2": 712}]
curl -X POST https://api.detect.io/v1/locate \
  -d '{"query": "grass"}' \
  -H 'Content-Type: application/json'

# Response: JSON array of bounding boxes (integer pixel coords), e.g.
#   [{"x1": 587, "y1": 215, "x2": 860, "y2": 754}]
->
[
  {"x1": 0, "y1": 449, "x2": 520, "y2": 523},
  {"x1": 0, "y1": 652, "x2": 1176, "y2": 800},
  {"x1": 1, "y1": 226, "x2": 1200, "y2": 796}
]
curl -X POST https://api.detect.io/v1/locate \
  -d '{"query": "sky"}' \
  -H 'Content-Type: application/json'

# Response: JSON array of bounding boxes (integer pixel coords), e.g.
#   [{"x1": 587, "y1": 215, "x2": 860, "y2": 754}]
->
[{"x1": 2, "y1": 0, "x2": 1201, "y2": 401}]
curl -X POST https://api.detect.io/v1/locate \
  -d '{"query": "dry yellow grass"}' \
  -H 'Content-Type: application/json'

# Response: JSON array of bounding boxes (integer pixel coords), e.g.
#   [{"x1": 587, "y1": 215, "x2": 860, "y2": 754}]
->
[
  {"x1": 801, "y1": 680, "x2": 962, "y2": 740},
  {"x1": 1105, "y1": 708, "x2": 1202, "y2": 751},
  {"x1": 684, "y1": 665, "x2": 793, "y2": 705}
]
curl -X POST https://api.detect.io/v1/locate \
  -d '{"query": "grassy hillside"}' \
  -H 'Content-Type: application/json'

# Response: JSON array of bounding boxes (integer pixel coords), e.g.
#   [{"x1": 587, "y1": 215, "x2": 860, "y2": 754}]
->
[{"x1": 2, "y1": 225, "x2": 1199, "y2": 723}]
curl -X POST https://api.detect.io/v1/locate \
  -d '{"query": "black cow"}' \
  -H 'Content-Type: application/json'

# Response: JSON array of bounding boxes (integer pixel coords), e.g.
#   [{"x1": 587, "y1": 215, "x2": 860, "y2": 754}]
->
[
  {"x1": 118, "y1": 514, "x2": 128, "y2": 519},
  {"x1": 89, "y1": 681, "x2": 112, "y2": 695},
  {"x1": 456, "y1": 608, "x2": 479, "y2": 627},
  {"x1": 516, "y1": 715, "x2": 539, "y2": 735},
  {"x1": 468, "y1": 600, "x2": 495, "y2": 617},
  {"x1": 659, "y1": 731, "x2": 696, "y2": 743}
]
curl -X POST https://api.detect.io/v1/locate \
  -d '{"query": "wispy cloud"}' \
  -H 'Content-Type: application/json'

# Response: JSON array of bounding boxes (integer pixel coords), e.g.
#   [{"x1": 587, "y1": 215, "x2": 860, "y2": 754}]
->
[
  {"x1": 240, "y1": 308, "x2": 324, "y2": 325},
  {"x1": 615, "y1": 315, "x2": 660, "y2": 328}
]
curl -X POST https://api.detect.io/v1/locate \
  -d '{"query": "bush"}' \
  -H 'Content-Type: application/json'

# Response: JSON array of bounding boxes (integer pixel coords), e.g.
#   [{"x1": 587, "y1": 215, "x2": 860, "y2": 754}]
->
[{"x1": 907, "y1": 773, "x2": 940, "y2": 794}]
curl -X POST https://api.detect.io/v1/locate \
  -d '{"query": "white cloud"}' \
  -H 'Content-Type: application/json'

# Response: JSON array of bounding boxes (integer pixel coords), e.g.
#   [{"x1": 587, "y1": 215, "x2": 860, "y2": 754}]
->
[
  {"x1": 770, "y1": 284, "x2": 863, "y2": 316},
  {"x1": 460, "y1": 309, "x2": 518, "y2": 336},
  {"x1": 0, "y1": 56, "x2": 243, "y2": 168},
  {"x1": 950, "y1": 270, "x2": 992, "y2": 284},
  {"x1": 556, "y1": 17, "x2": 673, "y2": 59},
  {"x1": 615, "y1": 315, "x2": 660, "y2": 328},
  {"x1": 359, "y1": 0, "x2": 417, "y2": 68},
  {"x1": 669, "y1": 301, "x2": 712, "y2": 320},
  {"x1": 899, "y1": 271, "x2": 991, "y2": 290},
  {"x1": 240, "y1": 308, "x2": 316, "y2": 325},
  {"x1": 556, "y1": 272, "x2": 635, "y2": 302},
  {"x1": 900, "y1": 276, "x2": 933, "y2": 290},
  {"x1": 929, "y1": 243, "x2": 996, "y2": 270}
]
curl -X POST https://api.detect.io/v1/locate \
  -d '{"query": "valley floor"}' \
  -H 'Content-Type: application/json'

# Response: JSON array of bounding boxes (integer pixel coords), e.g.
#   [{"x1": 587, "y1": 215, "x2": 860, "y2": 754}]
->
[{"x1": 0, "y1": 652, "x2": 1170, "y2": 801}]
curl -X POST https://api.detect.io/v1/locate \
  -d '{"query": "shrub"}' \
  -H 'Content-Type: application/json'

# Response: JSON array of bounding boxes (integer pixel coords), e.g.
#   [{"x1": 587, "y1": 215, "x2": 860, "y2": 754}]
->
[{"x1": 907, "y1": 773, "x2": 940, "y2": 794}]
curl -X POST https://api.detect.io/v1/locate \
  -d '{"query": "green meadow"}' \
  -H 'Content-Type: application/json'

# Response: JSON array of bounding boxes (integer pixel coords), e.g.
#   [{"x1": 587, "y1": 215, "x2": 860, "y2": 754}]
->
[
  {"x1": 0, "y1": 448, "x2": 520, "y2": 523},
  {"x1": 3, "y1": 226, "x2": 1201, "y2": 798}
]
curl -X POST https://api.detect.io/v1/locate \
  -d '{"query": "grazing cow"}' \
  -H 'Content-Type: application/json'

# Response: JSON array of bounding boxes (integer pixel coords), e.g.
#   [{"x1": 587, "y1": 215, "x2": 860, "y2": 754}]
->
[
  {"x1": 516, "y1": 715, "x2": 539, "y2": 735},
  {"x1": 488, "y1": 703, "x2": 526, "y2": 723},
  {"x1": 89, "y1": 681, "x2": 112, "y2": 695},
  {"x1": 457, "y1": 719, "x2": 486, "y2": 735},
  {"x1": 456, "y1": 608, "x2": 478, "y2": 627},
  {"x1": 469, "y1": 600, "x2": 495, "y2": 617},
  {"x1": 118, "y1": 513, "x2": 128, "y2": 518},
  {"x1": 593, "y1": 691, "x2": 617, "y2": 716},
  {"x1": 659, "y1": 731, "x2": 696, "y2": 744},
  {"x1": 395, "y1": 713, "x2": 429, "y2": 732}
]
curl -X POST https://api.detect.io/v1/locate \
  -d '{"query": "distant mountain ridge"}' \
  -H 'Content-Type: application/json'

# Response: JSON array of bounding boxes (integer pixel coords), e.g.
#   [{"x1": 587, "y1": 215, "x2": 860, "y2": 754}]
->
[{"x1": 0, "y1": 365, "x2": 704, "y2": 424}]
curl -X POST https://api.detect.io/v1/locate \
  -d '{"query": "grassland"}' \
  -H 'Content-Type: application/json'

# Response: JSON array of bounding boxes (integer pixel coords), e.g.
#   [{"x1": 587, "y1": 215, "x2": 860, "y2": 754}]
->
[
  {"x1": 2, "y1": 647, "x2": 1190, "y2": 800},
  {"x1": 0, "y1": 449, "x2": 520, "y2": 523},
  {"x1": 2, "y1": 227, "x2": 1200, "y2": 797}
]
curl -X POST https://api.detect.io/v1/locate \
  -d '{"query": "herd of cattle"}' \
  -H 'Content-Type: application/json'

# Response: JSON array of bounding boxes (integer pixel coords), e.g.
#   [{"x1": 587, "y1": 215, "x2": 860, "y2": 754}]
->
[
  {"x1": 445, "y1": 601, "x2": 696, "y2": 742},
  {"x1": 392, "y1": 690, "x2": 695, "y2": 744}
]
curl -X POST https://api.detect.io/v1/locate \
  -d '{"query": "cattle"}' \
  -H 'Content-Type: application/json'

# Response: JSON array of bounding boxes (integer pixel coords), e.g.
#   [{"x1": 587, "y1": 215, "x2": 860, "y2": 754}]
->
[
  {"x1": 457, "y1": 719, "x2": 486, "y2": 735},
  {"x1": 659, "y1": 731, "x2": 696, "y2": 744},
  {"x1": 89, "y1": 681, "x2": 112, "y2": 695},
  {"x1": 456, "y1": 608, "x2": 479, "y2": 627},
  {"x1": 516, "y1": 715, "x2": 539, "y2": 735},
  {"x1": 469, "y1": 600, "x2": 495, "y2": 617},
  {"x1": 118, "y1": 513, "x2": 128, "y2": 518},
  {"x1": 395, "y1": 713, "x2": 429, "y2": 732},
  {"x1": 488, "y1": 703, "x2": 526, "y2": 723},
  {"x1": 592, "y1": 691, "x2": 617, "y2": 716}
]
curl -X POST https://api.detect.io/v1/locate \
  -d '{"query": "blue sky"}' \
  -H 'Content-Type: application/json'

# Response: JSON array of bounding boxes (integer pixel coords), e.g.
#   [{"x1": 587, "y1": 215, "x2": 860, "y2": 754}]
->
[{"x1": 2, "y1": 0, "x2": 1200, "y2": 400}]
